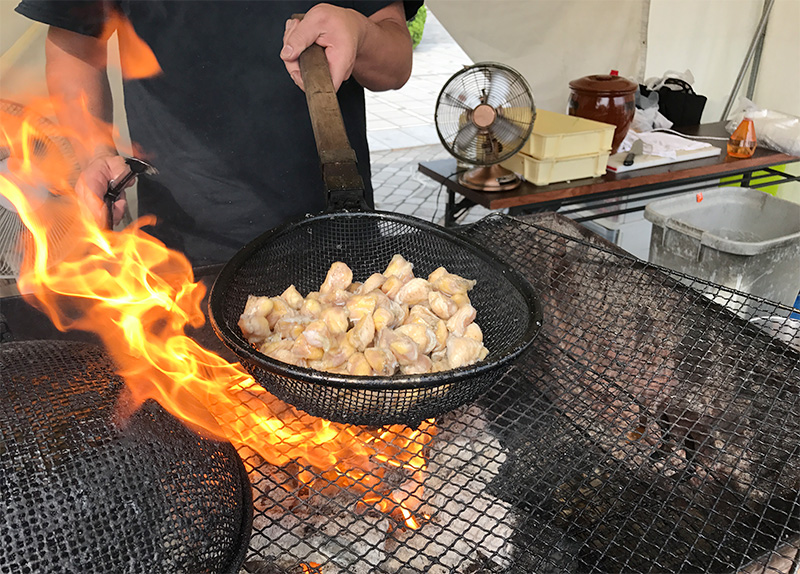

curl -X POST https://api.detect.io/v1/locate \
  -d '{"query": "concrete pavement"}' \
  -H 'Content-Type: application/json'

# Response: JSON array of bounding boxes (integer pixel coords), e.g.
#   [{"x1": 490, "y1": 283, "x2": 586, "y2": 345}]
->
[{"x1": 367, "y1": 11, "x2": 496, "y2": 226}]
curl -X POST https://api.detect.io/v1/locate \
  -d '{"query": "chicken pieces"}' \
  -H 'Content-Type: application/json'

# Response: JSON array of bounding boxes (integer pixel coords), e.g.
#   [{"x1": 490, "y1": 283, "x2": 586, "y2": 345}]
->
[{"x1": 238, "y1": 255, "x2": 489, "y2": 376}]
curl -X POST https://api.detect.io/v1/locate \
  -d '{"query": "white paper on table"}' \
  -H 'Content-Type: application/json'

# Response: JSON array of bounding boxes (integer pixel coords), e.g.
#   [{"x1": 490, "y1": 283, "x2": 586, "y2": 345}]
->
[{"x1": 618, "y1": 131, "x2": 712, "y2": 159}]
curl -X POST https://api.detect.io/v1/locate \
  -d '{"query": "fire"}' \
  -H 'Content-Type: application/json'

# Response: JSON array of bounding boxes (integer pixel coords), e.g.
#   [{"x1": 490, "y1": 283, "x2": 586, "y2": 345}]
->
[
  {"x1": 1, "y1": 17, "x2": 434, "y2": 531},
  {"x1": 101, "y1": 10, "x2": 162, "y2": 80}
]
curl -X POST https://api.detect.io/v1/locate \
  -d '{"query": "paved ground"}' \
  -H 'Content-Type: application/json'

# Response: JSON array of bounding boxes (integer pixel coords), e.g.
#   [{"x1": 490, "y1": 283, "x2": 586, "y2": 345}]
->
[
  {"x1": 366, "y1": 10, "x2": 469, "y2": 153},
  {"x1": 367, "y1": 11, "x2": 496, "y2": 226}
]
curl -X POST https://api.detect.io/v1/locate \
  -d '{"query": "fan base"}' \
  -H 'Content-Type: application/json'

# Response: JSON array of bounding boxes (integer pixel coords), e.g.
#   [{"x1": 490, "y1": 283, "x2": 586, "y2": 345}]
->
[{"x1": 458, "y1": 165, "x2": 521, "y2": 193}]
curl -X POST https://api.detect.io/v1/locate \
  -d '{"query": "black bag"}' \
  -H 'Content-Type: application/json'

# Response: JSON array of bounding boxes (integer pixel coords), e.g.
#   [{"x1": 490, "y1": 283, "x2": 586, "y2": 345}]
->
[{"x1": 639, "y1": 78, "x2": 707, "y2": 127}]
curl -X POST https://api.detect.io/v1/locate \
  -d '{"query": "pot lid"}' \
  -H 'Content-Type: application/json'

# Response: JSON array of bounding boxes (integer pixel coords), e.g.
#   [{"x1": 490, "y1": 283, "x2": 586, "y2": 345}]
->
[{"x1": 569, "y1": 74, "x2": 637, "y2": 95}]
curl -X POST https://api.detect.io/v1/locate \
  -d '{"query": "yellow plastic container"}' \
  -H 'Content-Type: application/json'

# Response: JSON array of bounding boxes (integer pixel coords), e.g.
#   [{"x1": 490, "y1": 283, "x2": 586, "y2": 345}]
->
[
  {"x1": 503, "y1": 150, "x2": 610, "y2": 186},
  {"x1": 522, "y1": 109, "x2": 615, "y2": 159},
  {"x1": 500, "y1": 152, "x2": 526, "y2": 176}
]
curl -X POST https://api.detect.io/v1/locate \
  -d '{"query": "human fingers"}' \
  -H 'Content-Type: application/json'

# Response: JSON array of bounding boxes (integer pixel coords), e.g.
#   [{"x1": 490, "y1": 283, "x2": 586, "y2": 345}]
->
[
  {"x1": 75, "y1": 154, "x2": 129, "y2": 226},
  {"x1": 280, "y1": 5, "x2": 363, "y2": 91},
  {"x1": 281, "y1": 18, "x2": 304, "y2": 90}
]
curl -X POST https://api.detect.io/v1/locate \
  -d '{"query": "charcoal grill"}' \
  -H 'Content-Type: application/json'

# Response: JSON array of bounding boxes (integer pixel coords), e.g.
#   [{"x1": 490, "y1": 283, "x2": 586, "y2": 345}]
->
[
  {"x1": 234, "y1": 212, "x2": 800, "y2": 574},
  {"x1": 3, "y1": 212, "x2": 799, "y2": 573}
]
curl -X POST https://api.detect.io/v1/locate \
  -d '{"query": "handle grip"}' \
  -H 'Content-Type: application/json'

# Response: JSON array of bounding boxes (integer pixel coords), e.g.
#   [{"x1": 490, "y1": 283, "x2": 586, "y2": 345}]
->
[{"x1": 293, "y1": 14, "x2": 366, "y2": 209}]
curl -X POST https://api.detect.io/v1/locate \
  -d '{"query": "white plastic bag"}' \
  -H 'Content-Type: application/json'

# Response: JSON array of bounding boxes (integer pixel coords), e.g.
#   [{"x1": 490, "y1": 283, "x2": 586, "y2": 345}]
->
[
  {"x1": 643, "y1": 69, "x2": 696, "y2": 92},
  {"x1": 726, "y1": 97, "x2": 800, "y2": 156},
  {"x1": 631, "y1": 106, "x2": 673, "y2": 133},
  {"x1": 634, "y1": 79, "x2": 672, "y2": 132}
]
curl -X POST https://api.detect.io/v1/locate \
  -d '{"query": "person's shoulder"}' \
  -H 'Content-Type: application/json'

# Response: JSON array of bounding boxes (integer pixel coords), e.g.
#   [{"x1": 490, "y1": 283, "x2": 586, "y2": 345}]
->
[{"x1": 15, "y1": 0, "x2": 108, "y2": 37}]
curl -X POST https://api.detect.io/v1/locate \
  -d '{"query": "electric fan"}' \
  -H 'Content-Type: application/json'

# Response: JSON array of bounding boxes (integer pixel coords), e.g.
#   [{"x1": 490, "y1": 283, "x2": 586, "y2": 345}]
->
[
  {"x1": 0, "y1": 99, "x2": 81, "y2": 279},
  {"x1": 435, "y1": 62, "x2": 535, "y2": 192}
]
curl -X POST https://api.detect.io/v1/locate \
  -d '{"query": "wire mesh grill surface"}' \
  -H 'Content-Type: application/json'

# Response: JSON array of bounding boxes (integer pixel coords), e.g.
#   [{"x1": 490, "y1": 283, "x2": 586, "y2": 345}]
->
[
  {"x1": 237, "y1": 213, "x2": 800, "y2": 574},
  {"x1": 0, "y1": 340, "x2": 252, "y2": 574},
  {"x1": 210, "y1": 211, "x2": 541, "y2": 426}
]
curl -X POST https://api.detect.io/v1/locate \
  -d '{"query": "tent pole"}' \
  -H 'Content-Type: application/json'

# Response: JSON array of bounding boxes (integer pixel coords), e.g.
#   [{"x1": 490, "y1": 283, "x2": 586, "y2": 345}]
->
[
  {"x1": 720, "y1": 0, "x2": 775, "y2": 121},
  {"x1": 745, "y1": 0, "x2": 771, "y2": 99}
]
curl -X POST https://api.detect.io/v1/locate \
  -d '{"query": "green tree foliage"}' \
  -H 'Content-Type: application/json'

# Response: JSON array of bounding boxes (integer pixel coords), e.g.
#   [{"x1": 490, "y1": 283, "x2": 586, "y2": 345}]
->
[{"x1": 407, "y1": 6, "x2": 427, "y2": 49}]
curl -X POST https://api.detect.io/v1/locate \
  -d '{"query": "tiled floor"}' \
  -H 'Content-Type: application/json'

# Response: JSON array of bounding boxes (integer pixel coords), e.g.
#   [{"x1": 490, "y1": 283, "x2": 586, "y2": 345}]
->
[
  {"x1": 366, "y1": 11, "x2": 471, "y2": 153},
  {"x1": 368, "y1": 11, "x2": 496, "y2": 226}
]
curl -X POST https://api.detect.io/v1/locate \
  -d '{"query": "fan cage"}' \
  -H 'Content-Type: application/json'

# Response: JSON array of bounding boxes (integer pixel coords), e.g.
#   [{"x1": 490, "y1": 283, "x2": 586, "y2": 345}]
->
[
  {"x1": 0, "y1": 99, "x2": 82, "y2": 279},
  {"x1": 435, "y1": 62, "x2": 535, "y2": 166}
]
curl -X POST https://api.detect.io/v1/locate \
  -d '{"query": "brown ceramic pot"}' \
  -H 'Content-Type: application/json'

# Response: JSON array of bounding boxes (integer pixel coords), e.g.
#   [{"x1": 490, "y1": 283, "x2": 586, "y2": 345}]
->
[{"x1": 568, "y1": 74, "x2": 637, "y2": 153}]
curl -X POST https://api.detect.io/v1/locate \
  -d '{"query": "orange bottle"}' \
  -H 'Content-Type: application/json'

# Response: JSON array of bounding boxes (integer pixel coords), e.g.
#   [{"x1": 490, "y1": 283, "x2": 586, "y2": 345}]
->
[{"x1": 727, "y1": 117, "x2": 757, "y2": 158}]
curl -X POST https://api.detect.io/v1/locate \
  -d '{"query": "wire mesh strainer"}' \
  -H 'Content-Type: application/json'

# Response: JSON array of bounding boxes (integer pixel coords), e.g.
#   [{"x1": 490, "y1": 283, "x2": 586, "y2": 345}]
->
[
  {"x1": 208, "y1": 45, "x2": 542, "y2": 426},
  {"x1": 210, "y1": 211, "x2": 542, "y2": 426}
]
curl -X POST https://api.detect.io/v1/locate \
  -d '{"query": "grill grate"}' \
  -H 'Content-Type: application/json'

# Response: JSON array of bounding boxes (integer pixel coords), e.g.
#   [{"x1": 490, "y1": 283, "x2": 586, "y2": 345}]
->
[
  {"x1": 0, "y1": 340, "x2": 253, "y2": 574},
  {"x1": 238, "y1": 212, "x2": 800, "y2": 574}
]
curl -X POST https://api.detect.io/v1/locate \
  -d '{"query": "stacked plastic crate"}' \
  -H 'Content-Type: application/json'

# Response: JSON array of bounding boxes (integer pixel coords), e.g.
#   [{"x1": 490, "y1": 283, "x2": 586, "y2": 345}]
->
[{"x1": 501, "y1": 110, "x2": 615, "y2": 186}]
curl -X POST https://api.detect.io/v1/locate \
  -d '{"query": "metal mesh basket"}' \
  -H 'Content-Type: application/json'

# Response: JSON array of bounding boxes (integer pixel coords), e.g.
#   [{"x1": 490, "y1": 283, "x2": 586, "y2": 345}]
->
[
  {"x1": 209, "y1": 210, "x2": 542, "y2": 426},
  {"x1": 0, "y1": 340, "x2": 252, "y2": 574}
]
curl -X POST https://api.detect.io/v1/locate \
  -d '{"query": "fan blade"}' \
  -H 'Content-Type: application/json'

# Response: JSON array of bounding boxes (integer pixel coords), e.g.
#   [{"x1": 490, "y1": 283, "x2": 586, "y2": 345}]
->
[
  {"x1": 492, "y1": 115, "x2": 527, "y2": 144},
  {"x1": 441, "y1": 89, "x2": 480, "y2": 112},
  {"x1": 486, "y1": 71, "x2": 514, "y2": 108},
  {"x1": 0, "y1": 207, "x2": 24, "y2": 278},
  {"x1": 452, "y1": 122, "x2": 479, "y2": 155}
]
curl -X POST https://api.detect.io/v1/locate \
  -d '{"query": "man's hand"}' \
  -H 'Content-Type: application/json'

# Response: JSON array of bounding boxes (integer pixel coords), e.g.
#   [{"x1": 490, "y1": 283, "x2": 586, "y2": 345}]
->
[
  {"x1": 280, "y1": 2, "x2": 412, "y2": 92},
  {"x1": 75, "y1": 153, "x2": 134, "y2": 227},
  {"x1": 281, "y1": 4, "x2": 363, "y2": 91}
]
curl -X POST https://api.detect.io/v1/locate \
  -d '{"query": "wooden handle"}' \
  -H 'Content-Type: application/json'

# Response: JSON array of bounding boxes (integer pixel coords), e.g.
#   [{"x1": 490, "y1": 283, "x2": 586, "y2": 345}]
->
[
  {"x1": 293, "y1": 14, "x2": 365, "y2": 203},
  {"x1": 298, "y1": 44, "x2": 356, "y2": 164}
]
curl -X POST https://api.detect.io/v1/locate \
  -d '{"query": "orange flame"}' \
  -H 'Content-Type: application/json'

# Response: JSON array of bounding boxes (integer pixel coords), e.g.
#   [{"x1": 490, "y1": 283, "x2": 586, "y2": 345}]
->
[
  {"x1": 103, "y1": 10, "x2": 162, "y2": 80},
  {"x1": 1, "y1": 96, "x2": 434, "y2": 530}
]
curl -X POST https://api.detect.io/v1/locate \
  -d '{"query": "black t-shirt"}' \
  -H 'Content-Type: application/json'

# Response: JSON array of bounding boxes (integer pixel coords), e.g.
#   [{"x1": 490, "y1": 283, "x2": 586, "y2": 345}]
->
[{"x1": 16, "y1": 0, "x2": 422, "y2": 265}]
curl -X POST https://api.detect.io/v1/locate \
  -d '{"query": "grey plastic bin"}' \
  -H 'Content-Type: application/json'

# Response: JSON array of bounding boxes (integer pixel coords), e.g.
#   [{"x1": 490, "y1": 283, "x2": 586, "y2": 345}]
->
[{"x1": 644, "y1": 187, "x2": 800, "y2": 308}]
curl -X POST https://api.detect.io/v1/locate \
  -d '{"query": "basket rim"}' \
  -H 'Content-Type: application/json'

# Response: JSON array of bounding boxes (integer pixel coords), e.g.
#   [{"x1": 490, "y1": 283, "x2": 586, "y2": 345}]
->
[{"x1": 208, "y1": 209, "x2": 543, "y2": 391}]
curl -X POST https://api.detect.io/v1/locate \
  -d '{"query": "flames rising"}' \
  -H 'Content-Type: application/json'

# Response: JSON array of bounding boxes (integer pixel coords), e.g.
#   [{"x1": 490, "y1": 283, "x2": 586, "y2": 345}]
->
[
  {"x1": 101, "y1": 10, "x2": 162, "y2": 80},
  {"x1": 1, "y1": 17, "x2": 434, "y2": 531}
]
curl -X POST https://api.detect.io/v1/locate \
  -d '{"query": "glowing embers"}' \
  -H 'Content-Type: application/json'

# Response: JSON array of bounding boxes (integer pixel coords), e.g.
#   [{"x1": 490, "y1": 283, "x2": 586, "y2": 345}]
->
[{"x1": 243, "y1": 404, "x2": 518, "y2": 573}]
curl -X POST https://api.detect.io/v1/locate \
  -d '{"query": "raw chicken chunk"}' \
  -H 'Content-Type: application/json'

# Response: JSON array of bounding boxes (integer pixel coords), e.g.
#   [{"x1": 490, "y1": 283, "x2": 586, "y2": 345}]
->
[
  {"x1": 238, "y1": 256, "x2": 489, "y2": 375},
  {"x1": 238, "y1": 295, "x2": 273, "y2": 345}
]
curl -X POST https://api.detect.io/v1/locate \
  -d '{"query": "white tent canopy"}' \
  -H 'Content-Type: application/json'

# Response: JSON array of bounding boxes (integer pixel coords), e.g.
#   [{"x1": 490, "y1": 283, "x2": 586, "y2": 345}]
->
[{"x1": 427, "y1": 0, "x2": 799, "y2": 123}]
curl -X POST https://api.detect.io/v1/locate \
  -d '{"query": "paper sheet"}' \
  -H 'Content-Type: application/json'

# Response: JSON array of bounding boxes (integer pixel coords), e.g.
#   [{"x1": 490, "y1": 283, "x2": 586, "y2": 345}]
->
[{"x1": 618, "y1": 130, "x2": 712, "y2": 159}]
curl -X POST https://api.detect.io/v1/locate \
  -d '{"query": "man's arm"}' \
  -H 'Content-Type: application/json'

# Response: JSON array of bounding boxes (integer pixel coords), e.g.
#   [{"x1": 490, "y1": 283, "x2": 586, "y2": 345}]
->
[
  {"x1": 46, "y1": 26, "x2": 115, "y2": 162},
  {"x1": 351, "y1": 2, "x2": 413, "y2": 90},
  {"x1": 280, "y1": 2, "x2": 413, "y2": 92},
  {"x1": 45, "y1": 27, "x2": 131, "y2": 225}
]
